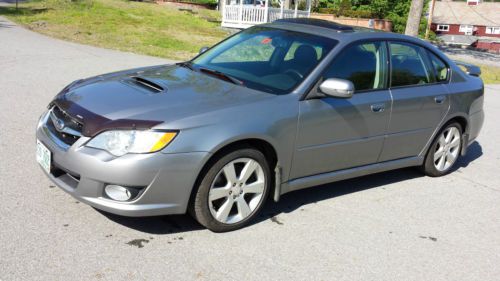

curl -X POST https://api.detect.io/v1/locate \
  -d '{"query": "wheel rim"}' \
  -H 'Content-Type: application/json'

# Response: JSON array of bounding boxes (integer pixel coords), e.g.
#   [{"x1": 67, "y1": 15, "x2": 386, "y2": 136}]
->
[
  {"x1": 208, "y1": 158, "x2": 266, "y2": 224},
  {"x1": 434, "y1": 126, "x2": 461, "y2": 172}
]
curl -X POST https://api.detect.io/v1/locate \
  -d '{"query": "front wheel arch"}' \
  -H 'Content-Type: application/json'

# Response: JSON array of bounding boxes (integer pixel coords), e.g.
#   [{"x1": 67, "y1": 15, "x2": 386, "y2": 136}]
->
[{"x1": 188, "y1": 138, "x2": 278, "y2": 214}]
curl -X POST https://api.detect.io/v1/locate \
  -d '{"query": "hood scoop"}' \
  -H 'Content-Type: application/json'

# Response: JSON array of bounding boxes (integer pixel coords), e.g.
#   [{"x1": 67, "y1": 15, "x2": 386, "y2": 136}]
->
[{"x1": 129, "y1": 76, "x2": 165, "y2": 93}]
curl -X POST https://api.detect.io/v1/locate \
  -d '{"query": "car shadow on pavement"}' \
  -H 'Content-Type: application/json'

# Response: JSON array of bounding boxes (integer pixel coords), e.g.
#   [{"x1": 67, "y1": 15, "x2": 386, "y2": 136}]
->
[
  {"x1": 257, "y1": 141, "x2": 483, "y2": 225},
  {"x1": 453, "y1": 141, "x2": 483, "y2": 171},
  {"x1": 0, "y1": 18, "x2": 14, "y2": 28},
  {"x1": 98, "y1": 141, "x2": 483, "y2": 234},
  {"x1": 439, "y1": 46, "x2": 500, "y2": 62},
  {"x1": 97, "y1": 211, "x2": 205, "y2": 235}
]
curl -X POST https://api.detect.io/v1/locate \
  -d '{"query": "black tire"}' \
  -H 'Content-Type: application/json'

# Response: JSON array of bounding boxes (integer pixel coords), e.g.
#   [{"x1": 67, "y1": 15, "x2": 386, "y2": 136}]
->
[
  {"x1": 190, "y1": 147, "x2": 271, "y2": 232},
  {"x1": 421, "y1": 122, "x2": 463, "y2": 177}
]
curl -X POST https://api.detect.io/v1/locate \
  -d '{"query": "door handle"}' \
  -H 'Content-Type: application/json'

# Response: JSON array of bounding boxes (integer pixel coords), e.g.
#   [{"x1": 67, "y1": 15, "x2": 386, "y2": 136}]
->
[
  {"x1": 434, "y1": 96, "x2": 446, "y2": 104},
  {"x1": 371, "y1": 103, "x2": 385, "y2": 113}
]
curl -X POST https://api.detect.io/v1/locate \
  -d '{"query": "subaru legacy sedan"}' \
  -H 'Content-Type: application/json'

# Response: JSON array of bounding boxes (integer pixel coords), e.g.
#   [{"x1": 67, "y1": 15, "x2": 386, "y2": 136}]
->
[{"x1": 36, "y1": 18, "x2": 484, "y2": 232}]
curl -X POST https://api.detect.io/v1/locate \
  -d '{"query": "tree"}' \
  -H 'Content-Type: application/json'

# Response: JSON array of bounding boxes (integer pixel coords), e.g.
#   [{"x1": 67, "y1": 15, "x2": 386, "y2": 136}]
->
[
  {"x1": 368, "y1": 0, "x2": 389, "y2": 19},
  {"x1": 316, "y1": 0, "x2": 429, "y2": 37},
  {"x1": 339, "y1": 0, "x2": 351, "y2": 13},
  {"x1": 405, "y1": 0, "x2": 425, "y2": 36}
]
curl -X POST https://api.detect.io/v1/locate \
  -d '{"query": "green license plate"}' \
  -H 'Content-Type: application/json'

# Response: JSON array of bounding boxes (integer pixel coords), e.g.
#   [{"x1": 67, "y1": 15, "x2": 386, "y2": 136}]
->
[{"x1": 36, "y1": 139, "x2": 51, "y2": 174}]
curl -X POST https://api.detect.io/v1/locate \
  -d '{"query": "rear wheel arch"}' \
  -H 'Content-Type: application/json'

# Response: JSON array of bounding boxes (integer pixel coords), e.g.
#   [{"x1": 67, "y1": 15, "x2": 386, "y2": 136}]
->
[
  {"x1": 443, "y1": 114, "x2": 469, "y2": 134},
  {"x1": 421, "y1": 121, "x2": 463, "y2": 176},
  {"x1": 420, "y1": 115, "x2": 468, "y2": 159},
  {"x1": 450, "y1": 116, "x2": 467, "y2": 134}
]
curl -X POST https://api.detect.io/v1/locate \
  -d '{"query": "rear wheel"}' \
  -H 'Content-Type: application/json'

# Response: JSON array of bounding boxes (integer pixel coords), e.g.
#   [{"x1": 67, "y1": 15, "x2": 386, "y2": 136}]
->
[
  {"x1": 191, "y1": 147, "x2": 270, "y2": 232},
  {"x1": 422, "y1": 122, "x2": 462, "y2": 177}
]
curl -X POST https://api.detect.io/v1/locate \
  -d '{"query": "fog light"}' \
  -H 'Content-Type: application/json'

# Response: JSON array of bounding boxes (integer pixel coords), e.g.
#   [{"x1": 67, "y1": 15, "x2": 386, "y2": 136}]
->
[{"x1": 105, "y1": 185, "x2": 132, "y2": 201}]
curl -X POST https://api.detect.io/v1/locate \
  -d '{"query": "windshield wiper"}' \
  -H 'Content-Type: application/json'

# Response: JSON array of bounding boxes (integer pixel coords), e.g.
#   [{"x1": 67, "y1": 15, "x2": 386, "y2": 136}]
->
[
  {"x1": 199, "y1": 67, "x2": 244, "y2": 86},
  {"x1": 176, "y1": 61, "x2": 195, "y2": 71}
]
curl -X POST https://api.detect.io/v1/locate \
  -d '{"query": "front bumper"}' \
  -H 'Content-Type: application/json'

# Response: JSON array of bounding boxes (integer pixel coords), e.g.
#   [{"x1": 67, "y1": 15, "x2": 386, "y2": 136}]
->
[{"x1": 36, "y1": 111, "x2": 209, "y2": 217}]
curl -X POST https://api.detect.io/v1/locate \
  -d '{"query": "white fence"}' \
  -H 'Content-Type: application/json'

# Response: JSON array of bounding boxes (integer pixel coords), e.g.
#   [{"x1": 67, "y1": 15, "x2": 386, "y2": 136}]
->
[{"x1": 222, "y1": 5, "x2": 310, "y2": 29}]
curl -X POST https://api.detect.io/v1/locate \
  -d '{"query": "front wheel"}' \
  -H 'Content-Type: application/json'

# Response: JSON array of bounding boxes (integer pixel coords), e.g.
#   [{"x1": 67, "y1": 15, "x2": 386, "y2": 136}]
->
[
  {"x1": 191, "y1": 147, "x2": 271, "y2": 232},
  {"x1": 421, "y1": 122, "x2": 463, "y2": 177}
]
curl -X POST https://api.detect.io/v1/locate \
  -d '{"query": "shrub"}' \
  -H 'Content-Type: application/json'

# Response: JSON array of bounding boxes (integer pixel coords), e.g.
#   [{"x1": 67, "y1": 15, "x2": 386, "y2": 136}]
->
[
  {"x1": 318, "y1": 7, "x2": 339, "y2": 15},
  {"x1": 318, "y1": 7, "x2": 372, "y2": 18},
  {"x1": 342, "y1": 9, "x2": 372, "y2": 18}
]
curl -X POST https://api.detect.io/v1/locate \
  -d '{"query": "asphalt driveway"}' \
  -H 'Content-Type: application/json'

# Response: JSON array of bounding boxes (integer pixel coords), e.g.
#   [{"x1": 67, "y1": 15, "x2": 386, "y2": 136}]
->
[{"x1": 1, "y1": 17, "x2": 500, "y2": 281}]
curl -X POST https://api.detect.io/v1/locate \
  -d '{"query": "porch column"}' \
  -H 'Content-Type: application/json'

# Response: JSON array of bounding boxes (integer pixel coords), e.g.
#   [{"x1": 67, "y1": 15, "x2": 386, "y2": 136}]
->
[
  {"x1": 264, "y1": 0, "x2": 269, "y2": 23},
  {"x1": 239, "y1": 0, "x2": 243, "y2": 25},
  {"x1": 294, "y1": 0, "x2": 298, "y2": 17},
  {"x1": 280, "y1": 0, "x2": 284, "y2": 19},
  {"x1": 222, "y1": 0, "x2": 226, "y2": 22},
  {"x1": 306, "y1": 0, "x2": 311, "y2": 16}
]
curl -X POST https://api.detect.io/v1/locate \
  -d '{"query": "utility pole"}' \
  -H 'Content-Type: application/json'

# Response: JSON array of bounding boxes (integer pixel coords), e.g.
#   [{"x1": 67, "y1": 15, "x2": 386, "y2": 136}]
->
[
  {"x1": 425, "y1": 0, "x2": 436, "y2": 39},
  {"x1": 405, "y1": 0, "x2": 425, "y2": 37}
]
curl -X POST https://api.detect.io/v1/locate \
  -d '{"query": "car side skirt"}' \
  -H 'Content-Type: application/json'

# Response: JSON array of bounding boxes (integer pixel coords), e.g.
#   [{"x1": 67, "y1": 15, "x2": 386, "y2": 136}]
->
[{"x1": 281, "y1": 156, "x2": 424, "y2": 194}]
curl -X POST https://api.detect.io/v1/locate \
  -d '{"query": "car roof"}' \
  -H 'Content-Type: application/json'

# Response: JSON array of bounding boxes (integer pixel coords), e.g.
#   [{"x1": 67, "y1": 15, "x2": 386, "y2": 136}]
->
[{"x1": 263, "y1": 18, "x2": 425, "y2": 45}]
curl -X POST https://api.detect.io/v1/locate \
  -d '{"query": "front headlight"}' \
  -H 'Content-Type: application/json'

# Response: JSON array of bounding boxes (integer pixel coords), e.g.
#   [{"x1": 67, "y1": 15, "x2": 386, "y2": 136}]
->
[{"x1": 86, "y1": 130, "x2": 177, "y2": 156}]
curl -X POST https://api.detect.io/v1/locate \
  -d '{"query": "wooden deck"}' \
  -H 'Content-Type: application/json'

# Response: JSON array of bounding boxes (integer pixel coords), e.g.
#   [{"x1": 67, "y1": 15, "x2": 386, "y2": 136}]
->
[{"x1": 222, "y1": 5, "x2": 310, "y2": 29}]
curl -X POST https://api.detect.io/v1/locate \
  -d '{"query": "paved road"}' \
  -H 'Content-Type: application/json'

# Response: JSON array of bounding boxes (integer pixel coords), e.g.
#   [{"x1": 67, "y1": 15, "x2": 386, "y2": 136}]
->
[
  {"x1": 1, "y1": 17, "x2": 500, "y2": 281},
  {"x1": 439, "y1": 46, "x2": 500, "y2": 67}
]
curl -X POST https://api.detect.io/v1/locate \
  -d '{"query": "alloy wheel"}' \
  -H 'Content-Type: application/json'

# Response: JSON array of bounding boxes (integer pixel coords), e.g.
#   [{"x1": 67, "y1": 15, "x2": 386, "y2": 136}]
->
[
  {"x1": 208, "y1": 158, "x2": 266, "y2": 224},
  {"x1": 433, "y1": 126, "x2": 461, "y2": 172}
]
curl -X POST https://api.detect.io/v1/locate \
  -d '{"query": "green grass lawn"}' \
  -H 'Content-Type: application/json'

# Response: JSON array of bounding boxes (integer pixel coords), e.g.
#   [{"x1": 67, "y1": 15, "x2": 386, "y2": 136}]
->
[
  {"x1": 477, "y1": 64, "x2": 500, "y2": 85},
  {"x1": 0, "y1": 0, "x2": 228, "y2": 60},
  {"x1": 457, "y1": 63, "x2": 500, "y2": 85}
]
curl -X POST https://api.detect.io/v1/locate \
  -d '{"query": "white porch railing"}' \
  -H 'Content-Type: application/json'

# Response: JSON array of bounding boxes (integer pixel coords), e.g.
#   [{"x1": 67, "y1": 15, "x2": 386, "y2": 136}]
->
[
  {"x1": 222, "y1": 5, "x2": 310, "y2": 29},
  {"x1": 268, "y1": 7, "x2": 309, "y2": 22}
]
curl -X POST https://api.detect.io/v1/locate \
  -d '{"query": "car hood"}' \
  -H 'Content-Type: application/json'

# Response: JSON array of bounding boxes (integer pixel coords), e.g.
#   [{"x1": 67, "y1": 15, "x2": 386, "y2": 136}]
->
[{"x1": 52, "y1": 65, "x2": 273, "y2": 137}]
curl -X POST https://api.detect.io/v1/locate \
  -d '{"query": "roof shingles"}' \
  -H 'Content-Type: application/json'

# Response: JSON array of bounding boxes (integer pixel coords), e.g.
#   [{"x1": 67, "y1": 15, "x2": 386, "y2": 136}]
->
[{"x1": 433, "y1": 1, "x2": 500, "y2": 26}]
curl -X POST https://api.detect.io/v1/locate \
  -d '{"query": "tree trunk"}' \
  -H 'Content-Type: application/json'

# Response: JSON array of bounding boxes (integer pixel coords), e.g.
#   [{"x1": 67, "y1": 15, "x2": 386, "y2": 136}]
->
[
  {"x1": 405, "y1": 0, "x2": 425, "y2": 37},
  {"x1": 425, "y1": 0, "x2": 436, "y2": 39}
]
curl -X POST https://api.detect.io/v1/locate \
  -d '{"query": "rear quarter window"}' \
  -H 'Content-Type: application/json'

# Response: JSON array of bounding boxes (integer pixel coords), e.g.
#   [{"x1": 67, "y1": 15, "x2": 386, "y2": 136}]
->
[{"x1": 427, "y1": 51, "x2": 449, "y2": 82}]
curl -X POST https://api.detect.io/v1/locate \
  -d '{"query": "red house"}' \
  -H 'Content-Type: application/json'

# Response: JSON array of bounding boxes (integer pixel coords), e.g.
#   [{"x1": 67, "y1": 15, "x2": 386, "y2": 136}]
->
[{"x1": 431, "y1": 0, "x2": 500, "y2": 53}]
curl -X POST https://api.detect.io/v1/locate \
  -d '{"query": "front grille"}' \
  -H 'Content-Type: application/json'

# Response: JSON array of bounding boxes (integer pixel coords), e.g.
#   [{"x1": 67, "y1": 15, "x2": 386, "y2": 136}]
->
[{"x1": 46, "y1": 105, "x2": 83, "y2": 146}]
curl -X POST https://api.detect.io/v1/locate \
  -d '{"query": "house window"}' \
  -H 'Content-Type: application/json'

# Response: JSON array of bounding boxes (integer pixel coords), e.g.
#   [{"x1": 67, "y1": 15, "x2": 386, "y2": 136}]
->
[
  {"x1": 486, "y1": 27, "x2": 500, "y2": 35},
  {"x1": 459, "y1": 25, "x2": 474, "y2": 35},
  {"x1": 436, "y1": 25, "x2": 449, "y2": 32}
]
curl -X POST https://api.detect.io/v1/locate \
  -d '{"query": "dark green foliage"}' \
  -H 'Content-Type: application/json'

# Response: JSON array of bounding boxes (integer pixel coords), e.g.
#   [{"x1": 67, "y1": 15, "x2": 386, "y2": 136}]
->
[
  {"x1": 338, "y1": 0, "x2": 351, "y2": 13},
  {"x1": 318, "y1": 7, "x2": 372, "y2": 18}
]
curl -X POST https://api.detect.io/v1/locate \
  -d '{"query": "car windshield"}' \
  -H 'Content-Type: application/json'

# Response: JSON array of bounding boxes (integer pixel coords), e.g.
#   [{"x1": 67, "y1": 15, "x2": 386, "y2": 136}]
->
[{"x1": 191, "y1": 27, "x2": 337, "y2": 95}]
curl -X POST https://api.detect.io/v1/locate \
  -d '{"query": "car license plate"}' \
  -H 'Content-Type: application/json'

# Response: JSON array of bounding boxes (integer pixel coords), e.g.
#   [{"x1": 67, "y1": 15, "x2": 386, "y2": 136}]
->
[{"x1": 36, "y1": 139, "x2": 51, "y2": 174}]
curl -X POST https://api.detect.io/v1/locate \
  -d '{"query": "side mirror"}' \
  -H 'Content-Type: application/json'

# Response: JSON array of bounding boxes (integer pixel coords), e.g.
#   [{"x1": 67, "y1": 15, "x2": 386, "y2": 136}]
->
[
  {"x1": 199, "y1": 46, "x2": 209, "y2": 54},
  {"x1": 319, "y1": 78, "x2": 354, "y2": 98}
]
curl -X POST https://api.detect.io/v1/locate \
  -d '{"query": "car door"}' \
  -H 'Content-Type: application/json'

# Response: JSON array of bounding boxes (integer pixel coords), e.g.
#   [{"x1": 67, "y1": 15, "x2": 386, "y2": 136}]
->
[
  {"x1": 378, "y1": 41, "x2": 450, "y2": 162},
  {"x1": 290, "y1": 41, "x2": 392, "y2": 179}
]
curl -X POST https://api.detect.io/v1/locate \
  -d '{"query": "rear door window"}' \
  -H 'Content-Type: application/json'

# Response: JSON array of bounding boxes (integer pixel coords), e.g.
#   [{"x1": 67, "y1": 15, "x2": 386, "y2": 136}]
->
[{"x1": 389, "y1": 42, "x2": 435, "y2": 87}]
